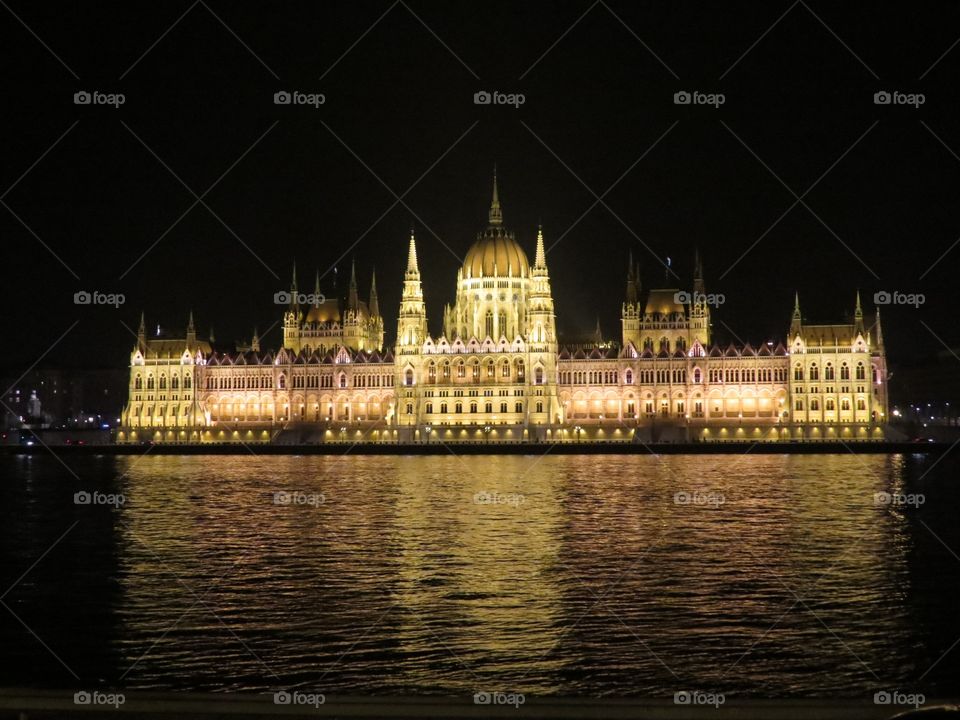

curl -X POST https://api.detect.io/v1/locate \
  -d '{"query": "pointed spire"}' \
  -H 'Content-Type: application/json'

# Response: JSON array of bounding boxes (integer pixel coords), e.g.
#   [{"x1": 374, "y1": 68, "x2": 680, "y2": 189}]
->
[
  {"x1": 348, "y1": 258, "x2": 359, "y2": 311},
  {"x1": 314, "y1": 270, "x2": 321, "y2": 305},
  {"x1": 291, "y1": 260, "x2": 298, "y2": 292},
  {"x1": 625, "y1": 251, "x2": 638, "y2": 304},
  {"x1": 186, "y1": 310, "x2": 196, "y2": 344},
  {"x1": 137, "y1": 312, "x2": 146, "y2": 349},
  {"x1": 594, "y1": 316, "x2": 603, "y2": 344},
  {"x1": 369, "y1": 269, "x2": 379, "y2": 317},
  {"x1": 875, "y1": 307, "x2": 884, "y2": 348},
  {"x1": 534, "y1": 223, "x2": 546, "y2": 269},
  {"x1": 406, "y1": 228, "x2": 419, "y2": 273},
  {"x1": 793, "y1": 292, "x2": 801, "y2": 317},
  {"x1": 251, "y1": 327, "x2": 260, "y2": 353},
  {"x1": 855, "y1": 290, "x2": 863, "y2": 318},
  {"x1": 488, "y1": 165, "x2": 503, "y2": 226}
]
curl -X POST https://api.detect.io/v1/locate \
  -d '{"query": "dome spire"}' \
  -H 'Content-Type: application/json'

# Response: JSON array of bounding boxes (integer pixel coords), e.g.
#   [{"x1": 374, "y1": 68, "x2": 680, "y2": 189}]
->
[{"x1": 488, "y1": 164, "x2": 502, "y2": 226}]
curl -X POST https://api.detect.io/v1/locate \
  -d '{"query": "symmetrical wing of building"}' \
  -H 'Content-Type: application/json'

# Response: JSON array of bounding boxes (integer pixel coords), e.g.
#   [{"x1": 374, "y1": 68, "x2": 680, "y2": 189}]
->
[{"x1": 119, "y1": 175, "x2": 888, "y2": 444}]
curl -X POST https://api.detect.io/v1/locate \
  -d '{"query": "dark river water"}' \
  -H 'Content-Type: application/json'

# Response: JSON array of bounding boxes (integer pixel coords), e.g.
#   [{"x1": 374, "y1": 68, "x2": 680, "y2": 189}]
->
[{"x1": 1, "y1": 452, "x2": 958, "y2": 699}]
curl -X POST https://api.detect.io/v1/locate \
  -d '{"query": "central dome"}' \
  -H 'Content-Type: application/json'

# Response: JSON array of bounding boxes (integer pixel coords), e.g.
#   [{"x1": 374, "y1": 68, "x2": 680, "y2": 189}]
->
[{"x1": 463, "y1": 229, "x2": 530, "y2": 278}]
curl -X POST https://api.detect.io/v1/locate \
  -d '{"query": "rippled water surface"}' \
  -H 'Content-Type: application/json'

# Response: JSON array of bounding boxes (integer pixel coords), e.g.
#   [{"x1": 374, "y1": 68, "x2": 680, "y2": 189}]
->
[{"x1": 2, "y1": 453, "x2": 959, "y2": 697}]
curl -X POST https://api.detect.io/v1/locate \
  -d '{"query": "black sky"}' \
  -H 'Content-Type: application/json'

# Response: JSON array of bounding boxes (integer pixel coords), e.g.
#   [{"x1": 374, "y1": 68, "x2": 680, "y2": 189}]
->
[{"x1": 2, "y1": 0, "x2": 959, "y2": 370}]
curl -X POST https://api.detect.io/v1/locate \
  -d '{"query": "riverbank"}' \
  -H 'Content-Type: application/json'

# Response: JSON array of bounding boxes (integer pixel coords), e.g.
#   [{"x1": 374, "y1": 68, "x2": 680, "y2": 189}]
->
[{"x1": 1, "y1": 440, "x2": 955, "y2": 455}]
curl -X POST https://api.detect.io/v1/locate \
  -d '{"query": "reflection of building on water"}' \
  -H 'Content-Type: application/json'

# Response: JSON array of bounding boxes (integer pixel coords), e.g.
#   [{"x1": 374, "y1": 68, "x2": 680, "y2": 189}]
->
[
  {"x1": 118, "y1": 171, "x2": 888, "y2": 444},
  {"x1": 388, "y1": 457, "x2": 565, "y2": 689}
]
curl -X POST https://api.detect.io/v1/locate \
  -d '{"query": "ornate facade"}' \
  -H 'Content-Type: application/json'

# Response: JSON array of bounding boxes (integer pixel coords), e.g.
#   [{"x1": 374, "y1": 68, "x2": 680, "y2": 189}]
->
[{"x1": 119, "y1": 174, "x2": 888, "y2": 444}]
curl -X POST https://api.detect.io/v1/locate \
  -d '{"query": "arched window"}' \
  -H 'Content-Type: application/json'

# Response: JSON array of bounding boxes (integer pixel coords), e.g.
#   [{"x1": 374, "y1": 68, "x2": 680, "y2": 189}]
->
[
  {"x1": 501, "y1": 361, "x2": 510, "y2": 377},
  {"x1": 516, "y1": 360, "x2": 525, "y2": 380},
  {"x1": 485, "y1": 310, "x2": 494, "y2": 339},
  {"x1": 856, "y1": 363, "x2": 865, "y2": 380},
  {"x1": 498, "y1": 311, "x2": 506, "y2": 337},
  {"x1": 147, "y1": 375, "x2": 155, "y2": 390},
  {"x1": 825, "y1": 364, "x2": 835, "y2": 381},
  {"x1": 676, "y1": 337, "x2": 686, "y2": 352},
  {"x1": 472, "y1": 361, "x2": 480, "y2": 379},
  {"x1": 171, "y1": 375, "x2": 179, "y2": 390},
  {"x1": 693, "y1": 368, "x2": 701, "y2": 383},
  {"x1": 487, "y1": 361, "x2": 495, "y2": 378},
  {"x1": 278, "y1": 374, "x2": 286, "y2": 389},
  {"x1": 404, "y1": 369, "x2": 414, "y2": 386},
  {"x1": 625, "y1": 369, "x2": 633, "y2": 384},
  {"x1": 659, "y1": 337, "x2": 669, "y2": 353},
  {"x1": 428, "y1": 362, "x2": 436, "y2": 383},
  {"x1": 442, "y1": 363, "x2": 450, "y2": 380},
  {"x1": 809, "y1": 364, "x2": 819, "y2": 381},
  {"x1": 339, "y1": 372, "x2": 347, "y2": 388},
  {"x1": 794, "y1": 364, "x2": 803, "y2": 381},
  {"x1": 457, "y1": 361, "x2": 465, "y2": 378},
  {"x1": 470, "y1": 402, "x2": 477, "y2": 413},
  {"x1": 134, "y1": 375, "x2": 143, "y2": 390},
  {"x1": 159, "y1": 375, "x2": 167, "y2": 390},
  {"x1": 455, "y1": 402, "x2": 462, "y2": 413},
  {"x1": 840, "y1": 363, "x2": 850, "y2": 380},
  {"x1": 534, "y1": 367, "x2": 544, "y2": 385}
]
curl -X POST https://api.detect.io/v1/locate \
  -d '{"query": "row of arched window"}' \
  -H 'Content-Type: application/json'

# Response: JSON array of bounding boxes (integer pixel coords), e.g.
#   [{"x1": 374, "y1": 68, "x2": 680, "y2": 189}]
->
[
  {"x1": 793, "y1": 362, "x2": 869, "y2": 382},
  {"x1": 134, "y1": 374, "x2": 192, "y2": 390}
]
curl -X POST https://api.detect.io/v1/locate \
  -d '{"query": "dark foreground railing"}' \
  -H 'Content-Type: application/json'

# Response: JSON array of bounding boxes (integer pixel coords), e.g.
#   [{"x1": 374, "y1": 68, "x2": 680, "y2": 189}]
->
[{"x1": 0, "y1": 690, "x2": 955, "y2": 719}]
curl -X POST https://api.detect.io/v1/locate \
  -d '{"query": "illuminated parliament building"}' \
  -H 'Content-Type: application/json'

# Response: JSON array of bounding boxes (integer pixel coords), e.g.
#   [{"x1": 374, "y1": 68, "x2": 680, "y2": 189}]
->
[{"x1": 119, "y1": 175, "x2": 889, "y2": 444}]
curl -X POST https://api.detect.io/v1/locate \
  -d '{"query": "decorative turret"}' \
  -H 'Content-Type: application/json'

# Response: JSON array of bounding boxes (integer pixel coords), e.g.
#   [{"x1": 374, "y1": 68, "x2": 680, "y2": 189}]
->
[
  {"x1": 251, "y1": 327, "x2": 260, "y2": 353},
  {"x1": 369, "y1": 270, "x2": 379, "y2": 318},
  {"x1": 790, "y1": 292, "x2": 802, "y2": 337},
  {"x1": 397, "y1": 229, "x2": 428, "y2": 353},
  {"x1": 186, "y1": 310, "x2": 196, "y2": 345},
  {"x1": 875, "y1": 306, "x2": 884, "y2": 350},
  {"x1": 621, "y1": 252, "x2": 641, "y2": 350},
  {"x1": 282, "y1": 261, "x2": 302, "y2": 350},
  {"x1": 488, "y1": 165, "x2": 502, "y2": 226},
  {"x1": 533, "y1": 223, "x2": 547, "y2": 273},
  {"x1": 348, "y1": 259, "x2": 360, "y2": 313},
  {"x1": 688, "y1": 249, "x2": 710, "y2": 346},
  {"x1": 854, "y1": 290, "x2": 865, "y2": 336},
  {"x1": 137, "y1": 311, "x2": 146, "y2": 351}
]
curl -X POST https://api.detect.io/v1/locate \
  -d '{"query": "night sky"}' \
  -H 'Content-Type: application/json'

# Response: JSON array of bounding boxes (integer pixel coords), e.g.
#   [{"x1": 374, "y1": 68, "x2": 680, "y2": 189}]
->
[{"x1": 2, "y1": 0, "x2": 959, "y2": 370}]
